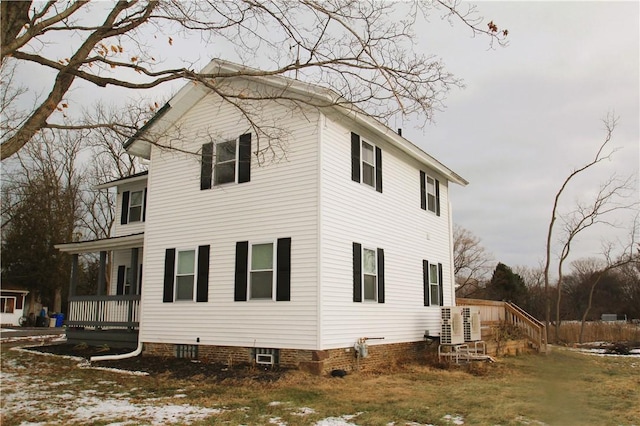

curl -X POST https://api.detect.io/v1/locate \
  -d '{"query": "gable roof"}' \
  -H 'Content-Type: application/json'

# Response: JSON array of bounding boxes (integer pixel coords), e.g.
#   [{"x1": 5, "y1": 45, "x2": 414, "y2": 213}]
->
[{"x1": 125, "y1": 59, "x2": 468, "y2": 186}]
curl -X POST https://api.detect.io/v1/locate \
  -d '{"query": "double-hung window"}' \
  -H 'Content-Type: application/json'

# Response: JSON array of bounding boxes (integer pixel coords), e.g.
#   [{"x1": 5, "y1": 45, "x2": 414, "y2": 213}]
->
[
  {"x1": 175, "y1": 249, "x2": 196, "y2": 301},
  {"x1": 201, "y1": 133, "x2": 252, "y2": 190},
  {"x1": 128, "y1": 190, "x2": 143, "y2": 222},
  {"x1": 352, "y1": 243, "x2": 385, "y2": 303},
  {"x1": 214, "y1": 140, "x2": 237, "y2": 185},
  {"x1": 234, "y1": 238, "x2": 291, "y2": 302},
  {"x1": 163, "y1": 246, "x2": 210, "y2": 303},
  {"x1": 351, "y1": 132, "x2": 382, "y2": 193},
  {"x1": 420, "y1": 171, "x2": 440, "y2": 216},
  {"x1": 120, "y1": 189, "x2": 146, "y2": 224},
  {"x1": 429, "y1": 263, "x2": 439, "y2": 306},
  {"x1": 423, "y1": 260, "x2": 443, "y2": 306},
  {"x1": 249, "y1": 242, "x2": 274, "y2": 299},
  {"x1": 362, "y1": 248, "x2": 378, "y2": 301},
  {"x1": 361, "y1": 142, "x2": 376, "y2": 188}
]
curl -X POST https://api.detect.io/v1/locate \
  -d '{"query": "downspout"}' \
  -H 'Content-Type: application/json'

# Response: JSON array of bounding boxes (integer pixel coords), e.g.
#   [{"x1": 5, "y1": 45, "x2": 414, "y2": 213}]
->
[{"x1": 90, "y1": 341, "x2": 143, "y2": 362}]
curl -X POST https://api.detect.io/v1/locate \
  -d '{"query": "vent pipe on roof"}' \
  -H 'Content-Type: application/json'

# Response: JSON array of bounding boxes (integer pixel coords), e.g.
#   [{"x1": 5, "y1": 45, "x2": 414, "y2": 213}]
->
[{"x1": 397, "y1": 128, "x2": 402, "y2": 136}]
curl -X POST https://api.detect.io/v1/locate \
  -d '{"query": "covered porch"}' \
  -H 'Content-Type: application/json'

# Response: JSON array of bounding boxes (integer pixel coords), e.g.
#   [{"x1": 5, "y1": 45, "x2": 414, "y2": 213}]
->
[{"x1": 55, "y1": 233, "x2": 144, "y2": 348}]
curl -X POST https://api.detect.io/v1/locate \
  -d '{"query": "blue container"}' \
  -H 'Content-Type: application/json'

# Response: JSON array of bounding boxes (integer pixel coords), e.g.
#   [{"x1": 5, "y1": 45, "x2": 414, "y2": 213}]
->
[{"x1": 54, "y1": 313, "x2": 64, "y2": 327}]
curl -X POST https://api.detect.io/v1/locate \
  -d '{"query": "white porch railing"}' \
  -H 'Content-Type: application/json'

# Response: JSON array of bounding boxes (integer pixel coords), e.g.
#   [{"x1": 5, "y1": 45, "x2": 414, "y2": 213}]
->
[{"x1": 67, "y1": 295, "x2": 140, "y2": 329}]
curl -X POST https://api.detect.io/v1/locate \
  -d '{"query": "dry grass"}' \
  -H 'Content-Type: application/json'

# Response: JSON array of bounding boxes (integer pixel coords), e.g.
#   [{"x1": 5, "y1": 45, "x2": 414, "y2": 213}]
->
[
  {"x1": 2, "y1": 345, "x2": 639, "y2": 426},
  {"x1": 556, "y1": 321, "x2": 640, "y2": 344}
]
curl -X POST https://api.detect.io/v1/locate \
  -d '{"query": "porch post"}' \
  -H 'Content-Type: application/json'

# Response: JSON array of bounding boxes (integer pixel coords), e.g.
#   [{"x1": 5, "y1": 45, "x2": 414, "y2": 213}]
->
[
  {"x1": 130, "y1": 248, "x2": 139, "y2": 295},
  {"x1": 97, "y1": 251, "x2": 107, "y2": 296},
  {"x1": 69, "y1": 254, "x2": 78, "y2": 297}
]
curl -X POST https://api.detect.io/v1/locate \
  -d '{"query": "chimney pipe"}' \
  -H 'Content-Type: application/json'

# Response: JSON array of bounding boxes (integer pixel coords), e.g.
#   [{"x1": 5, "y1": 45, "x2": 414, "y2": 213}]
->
[{"x1": 397, "y1": 128, "x2": 402, "y2": 136}]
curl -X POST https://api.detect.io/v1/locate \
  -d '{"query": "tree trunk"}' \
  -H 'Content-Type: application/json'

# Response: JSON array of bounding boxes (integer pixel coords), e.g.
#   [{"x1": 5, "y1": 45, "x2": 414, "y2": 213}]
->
[{"x1": 53, "y1": 287, "x2": 62, "y2": 313}]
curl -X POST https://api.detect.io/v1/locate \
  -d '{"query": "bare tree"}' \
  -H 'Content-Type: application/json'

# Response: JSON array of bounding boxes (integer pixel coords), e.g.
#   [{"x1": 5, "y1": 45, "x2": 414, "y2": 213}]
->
[
  {"x1": 1, "y1": 131, "x2": 85, "y2": 313},
  {"x1": 543, "y1": 114, "x2": 638, "y2": 342},
  {"x1": 453, "y1": 224, "x2": 494, "y2": 297},
  {"x1": 1, "y1": 0, "x2": 507, "y2": 160},
  {"x1": 576, "y1": 219, "x2": 638, "y2": 342}
]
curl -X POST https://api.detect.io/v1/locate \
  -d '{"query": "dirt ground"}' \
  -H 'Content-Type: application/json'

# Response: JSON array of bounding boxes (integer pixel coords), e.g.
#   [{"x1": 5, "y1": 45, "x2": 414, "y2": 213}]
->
[{"x1": 28, "y1": 343, "x2": 289, "y2": 382}]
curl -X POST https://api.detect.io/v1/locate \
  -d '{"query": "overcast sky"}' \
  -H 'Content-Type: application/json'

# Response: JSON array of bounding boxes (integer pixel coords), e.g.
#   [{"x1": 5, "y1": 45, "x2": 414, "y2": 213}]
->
[
  {"x1": 9, "y1": 1, "x2": 639, "y2": 271},
  {"x1": 406, "y1": 1, "x2": 639, "y2": 270}
]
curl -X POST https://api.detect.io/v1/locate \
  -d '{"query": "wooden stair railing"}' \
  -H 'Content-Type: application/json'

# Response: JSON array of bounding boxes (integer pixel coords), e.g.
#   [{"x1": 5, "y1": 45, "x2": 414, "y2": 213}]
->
[{"x1": 457, "y1": 298, "x2": 547, "y2": 353}]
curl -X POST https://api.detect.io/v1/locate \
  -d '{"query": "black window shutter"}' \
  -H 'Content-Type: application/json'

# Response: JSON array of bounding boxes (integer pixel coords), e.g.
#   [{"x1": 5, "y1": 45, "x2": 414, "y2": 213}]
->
[
  {"x1": 238, "y1": 133, "x2": 251, "y2": 183},
  {"x1": 142, "y1": 188, "x2": 147, "y2": 221},
  {"x1": 351, "y1": 132, "x2": 361, "y2": 183},
  {"x1": 196, "y1": 245, "x2": 210, "y2": 302},
  {"x1": 352, "y1": 242, "x2": 362, "y2": 302},
  {"x1": 201, "y1": 142, "x2": 213, "y2": 190},
  {"x1": 375, "y1": 146, "x2": 383, "y2": 193},
  {"x1": 423, "y1": 260, "x2": 429, "y2": 306},
  {"x1": 435, "y1": 180, "x2": 441, "y2": 216},
  {"x1": 120, "y1": 191, "x2": 130, "y2": 224},
  {"x1": 163, "y1": 249, "x2": 176, "y2": 303},
  {"x1": 234, "y1": 241, "x2": 249, "y2": 301},
  {"x1": 276, "y1": 238, "x2": 291, "y2": 301},
  {"x1": 420, "y1": 171, "x2": 427, "y2": 210},
  {"x1": 377, "y1": 248, "x2": 385, "y2": 303},
  {"x1": 117, "y1": 265, "x2": 126, "y2": 295},
  {"x1": 438, "y1": 263, "x2": 444, "y2": 306}
]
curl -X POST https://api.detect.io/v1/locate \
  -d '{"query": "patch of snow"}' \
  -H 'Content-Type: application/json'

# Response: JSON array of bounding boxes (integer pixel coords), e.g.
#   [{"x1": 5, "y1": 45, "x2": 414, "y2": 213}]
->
[
  {"x1": 442, "y1": 414, "x2": 464, "y2": 425},
  {"x1": 269, "y1": 401, "x2": 284, "y2": 406},
  {"x1": 293, "y1": 406, "x2": 317, "y2": 416},
  {"x1": 269, "y1": 417, "x2": 287, "y2": 426},
  {"x1": 314, "y1": 417, "x2": 359, "y2": 426},
  {"x1": 514, "y1": 415, "x2": 548, "y2": 425}
]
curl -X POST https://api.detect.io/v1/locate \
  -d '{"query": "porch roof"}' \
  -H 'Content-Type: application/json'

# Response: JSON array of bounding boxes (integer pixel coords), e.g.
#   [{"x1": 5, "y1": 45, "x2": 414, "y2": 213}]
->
[{"x1": 55, "y1": 233, "x2": 144, "y2": 254}]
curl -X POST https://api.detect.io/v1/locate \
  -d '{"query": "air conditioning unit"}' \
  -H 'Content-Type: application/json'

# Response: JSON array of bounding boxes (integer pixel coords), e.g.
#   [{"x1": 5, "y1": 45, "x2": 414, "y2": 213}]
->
[
  {"x1": 462, "y1": 306, "x2": 482, "y2": 342},
  {"x1": 255, "y1": 353, "x2": 274, "y2": 366},
  {"x1": 441, "y1": 307, "x2": 465, "y2": 344}
]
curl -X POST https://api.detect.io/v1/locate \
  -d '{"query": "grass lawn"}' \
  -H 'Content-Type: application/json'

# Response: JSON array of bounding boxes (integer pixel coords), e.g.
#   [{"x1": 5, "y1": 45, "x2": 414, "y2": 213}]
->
[{"x1": 1, "y1": 345, "x2": 639, "y2": 425}]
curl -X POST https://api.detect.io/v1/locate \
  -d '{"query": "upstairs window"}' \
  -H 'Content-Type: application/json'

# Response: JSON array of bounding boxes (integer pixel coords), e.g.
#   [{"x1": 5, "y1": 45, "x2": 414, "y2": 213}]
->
[
  {"x1": 351, "y1": 132, "x2": 382, "y2": 193},
  {"x1": 128, "y1": 190, "x2": 143, "y2": 222},
  {"x1": 120, "y1": 189, "x2": 146, "y2": 224},
  {"x1": 201, "y1": 133, "x2": 252, "y2": 190},
  {"x1": 214, "y1": 140, "x2": 237, "y2": 185},
  {"x1": 420, "y1": 171, "x2": 440, "y2": 216},
  {"x1": 361, "y1": 142, "x2": 376, "y2": 188}
]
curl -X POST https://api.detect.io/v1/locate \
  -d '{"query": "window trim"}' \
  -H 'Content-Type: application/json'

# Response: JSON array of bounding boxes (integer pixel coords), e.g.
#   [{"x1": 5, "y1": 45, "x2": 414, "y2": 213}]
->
[
  {"x1": 248, "y1": 240, "x2": 276, "y2": 301},
  {"x1": 361, "y1": 140, "x2": 376, "y2": 189},
  {"x1": 214, "y1": 138, "x2": 239, "y2": 186},
  {"x1": 128, "y1": 190, "x2": 144, "y2": 222},
  {"x1": 361, "y1": 246, "x2": 378, "y2": 302},
  {"x1": 429, "y1": 263, "x2": 439, "y2": 307},
  {"x1": 174, "y1": 248, "x2": 197, "y2": 302}
]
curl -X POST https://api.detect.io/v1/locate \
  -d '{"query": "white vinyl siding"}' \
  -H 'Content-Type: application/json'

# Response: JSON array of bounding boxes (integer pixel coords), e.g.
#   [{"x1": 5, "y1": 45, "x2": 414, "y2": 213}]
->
[
  {"x1": 319, "y1": 115, "x2": 455, "y2": 349},
  {"x1": 114, "y1": 181, "x2": 147, "y2": 237},
  {"x1": 139, "y1": 85, "x2": 319, "y2": 349}
]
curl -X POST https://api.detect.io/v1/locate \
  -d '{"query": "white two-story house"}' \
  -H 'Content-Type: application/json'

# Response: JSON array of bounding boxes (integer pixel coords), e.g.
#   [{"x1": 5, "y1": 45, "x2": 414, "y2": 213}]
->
[{"x1": 57, "y1": 59, "x2": 468, "y2": 373}]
